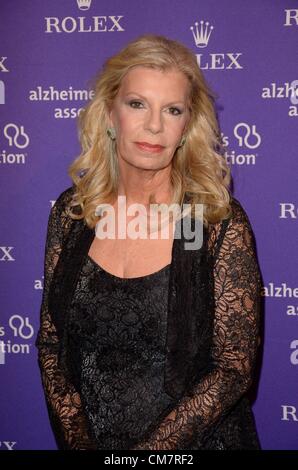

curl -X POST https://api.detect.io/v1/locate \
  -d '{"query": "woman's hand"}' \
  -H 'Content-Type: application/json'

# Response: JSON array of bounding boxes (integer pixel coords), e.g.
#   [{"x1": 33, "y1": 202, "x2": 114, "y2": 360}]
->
[{"x1": 130, "y1": 409, "x2": 180, "y2": 450}]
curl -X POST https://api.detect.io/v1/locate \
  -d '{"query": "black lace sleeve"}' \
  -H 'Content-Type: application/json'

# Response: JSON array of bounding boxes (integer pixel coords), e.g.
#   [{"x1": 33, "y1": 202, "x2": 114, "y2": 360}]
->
[
  {"x1": 132, "y1": 199, "x2": 262, "y2": 450},
  {"x1": 35, "y1": 188, "x2": 98, "y2": 450}
]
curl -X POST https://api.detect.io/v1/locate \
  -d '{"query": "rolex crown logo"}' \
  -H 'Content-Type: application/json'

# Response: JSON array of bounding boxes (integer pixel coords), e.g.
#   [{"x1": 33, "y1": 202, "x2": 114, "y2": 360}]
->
[
  {"x1": 77, "y1": 0, "x2": 92, "y2": 10},
  {"x1": 190, "y1": 20, "x2": 214, "y2": 48}
]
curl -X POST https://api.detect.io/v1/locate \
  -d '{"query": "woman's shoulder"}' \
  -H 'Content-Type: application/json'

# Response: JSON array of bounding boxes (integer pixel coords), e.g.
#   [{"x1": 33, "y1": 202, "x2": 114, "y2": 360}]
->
[
  {"x1": 53, "y1": 184, "x2": 76, "y2": 212},
  {"x1": 48, "y1": 185, "x2": 77, "y2": 239},
  {"x1": 208, "y1": 195, "x2": 257, "y2": 258},
  {"x1": 227, "y1": 196, "x2": 257, "y2": 236}
]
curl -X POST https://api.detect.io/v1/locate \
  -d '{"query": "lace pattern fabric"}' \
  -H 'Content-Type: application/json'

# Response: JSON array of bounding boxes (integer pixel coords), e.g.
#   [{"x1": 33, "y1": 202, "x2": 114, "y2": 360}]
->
[
  {"x1": 35, "y1": 186, "x2": 262, "y2": 450},
  {"x1": 66, "y1": 255, "x2": 174, "y2": 449}
]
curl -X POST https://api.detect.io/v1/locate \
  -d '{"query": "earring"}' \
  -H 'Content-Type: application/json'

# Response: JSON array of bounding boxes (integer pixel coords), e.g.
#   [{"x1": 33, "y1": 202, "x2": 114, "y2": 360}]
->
[
  {"x1": 178, "y1": 135, "x2": 186, "y2": 148},
  {"x1": 107, "y1": 127, "x2": 116, "y2": 140}
]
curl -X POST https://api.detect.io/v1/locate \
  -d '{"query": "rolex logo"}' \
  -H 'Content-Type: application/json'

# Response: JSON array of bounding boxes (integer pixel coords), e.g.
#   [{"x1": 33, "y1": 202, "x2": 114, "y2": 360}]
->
[
  {"x1": 190, "y1": 20, "x2": 214, "y2": 48},
  {"x1": 77, "y1": 0, "x2": 92, "y2": 10}
]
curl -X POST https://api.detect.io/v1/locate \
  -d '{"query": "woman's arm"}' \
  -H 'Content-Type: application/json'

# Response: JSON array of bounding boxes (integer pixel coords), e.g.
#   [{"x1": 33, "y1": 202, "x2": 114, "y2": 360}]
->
[
  {"x1": 35, "y1": 189, "x2": 98, "y2": 450},
  {"x1": 132, "y1": 200, "x2": 262, "y2": 450}
]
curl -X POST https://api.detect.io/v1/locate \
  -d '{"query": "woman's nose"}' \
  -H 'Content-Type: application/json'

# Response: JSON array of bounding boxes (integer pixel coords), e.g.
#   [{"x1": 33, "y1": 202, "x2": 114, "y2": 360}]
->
[{"x1": 144, "y1": 109, "x2": 163, "y2": 134}]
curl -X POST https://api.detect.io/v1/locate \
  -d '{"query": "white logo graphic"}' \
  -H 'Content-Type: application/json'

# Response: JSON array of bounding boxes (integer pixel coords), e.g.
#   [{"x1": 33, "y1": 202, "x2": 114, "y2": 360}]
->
[
  {"x1": 261, "y1": 281, "x2": 298, "y2": 317},
  {"x1": 0, "y1": 441, "x2": 17, "y2": 450},
  {"x1": 0, "y1": 342, "x2": 4, "y2": 364},
  {"x1": 0, "y1": 315, "x2": 33, "y2": 365},
  {"x1": 221, "y1": 124, "x2": 261, "y2": 165},
  {"x1": 190, "y1": 20, "x2": 214, "y2": 48},
  {"x1": 284, "y1": 9, "x2": 298, "y2": 26},
  {"x1": 290, "y1": 80, "x2": 298, "y2": 105},
  {"x1": 45, "y1": 16, "x2": 124, "y2": 34},
  {"x1": 0, "y1": 57, "x2": 9, "y2": 73},
  {"x1": 234, "y1": 123, "x2": 261, "y2": 149},
  {"x1": 290, "y1": 340, "x2": 298, "y2": 365},
  {"x1": 0, "y1": 80, "x2": 4, "y2": 104},
  {"x1": 279, "y1": 203, "x2": 298, "y2": 219},
  {"x1": 261, "y1": 81, "x2": 298, "y2": 117},
  {"x1": 190, "y1": 19, "x2": 243, "y2": 70},
  {"x1": 262, "y1": 282, "x2": 298, "y2": 297},
  {"x1": 3, "y1": 124, "x2": 30, "y2": 149},
  {"x1": 9, "y1": 315, "x2": 34, "y2": 340},
  {"x1": 281, "y1": 405, "x2": 298, "y2": 421},
  {"x1": 0, "y1": 246, "x2": 14, "y2": 261},
  {"x1": 77, "y1": 0, "x2": 92, "y2": 10}
]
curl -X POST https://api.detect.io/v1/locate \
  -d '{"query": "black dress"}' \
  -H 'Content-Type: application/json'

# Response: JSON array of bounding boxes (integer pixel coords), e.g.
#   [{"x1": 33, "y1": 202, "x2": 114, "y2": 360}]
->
[
  {"x1": 66, "y1": 254, "x2": 174, "y2": 450},
  {"x1": 35, "y1": 186, "x2": 262, "y2": 450}
]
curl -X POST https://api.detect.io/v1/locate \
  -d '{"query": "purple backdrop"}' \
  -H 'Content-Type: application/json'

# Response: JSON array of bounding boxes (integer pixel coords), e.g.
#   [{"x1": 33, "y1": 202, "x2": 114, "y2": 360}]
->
[{"x1": 0, "y1": 0, "x2": 297, "y2": 450}]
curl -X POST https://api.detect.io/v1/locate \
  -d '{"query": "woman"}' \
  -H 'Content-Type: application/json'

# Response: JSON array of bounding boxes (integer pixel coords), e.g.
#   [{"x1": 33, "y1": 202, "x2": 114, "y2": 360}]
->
[{"x1": 35, "y1": 34, "x2": 262, "y2": 450}]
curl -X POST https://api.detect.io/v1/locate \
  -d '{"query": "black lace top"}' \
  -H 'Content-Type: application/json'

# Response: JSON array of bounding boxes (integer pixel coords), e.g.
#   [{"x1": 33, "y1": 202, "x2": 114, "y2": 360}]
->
[
  {"x1": 35, "y1": 186, "x2": 262, "y2": 450},
  {"x1": 67, "y1": 254, "x2": 174, "y2": 450}
]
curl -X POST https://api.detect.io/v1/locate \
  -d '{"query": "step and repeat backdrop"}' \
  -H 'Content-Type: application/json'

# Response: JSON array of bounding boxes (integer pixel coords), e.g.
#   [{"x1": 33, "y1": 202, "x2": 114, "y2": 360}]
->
[{"x1": 0, "y1": 0, "x2": 297, "y2": 450}]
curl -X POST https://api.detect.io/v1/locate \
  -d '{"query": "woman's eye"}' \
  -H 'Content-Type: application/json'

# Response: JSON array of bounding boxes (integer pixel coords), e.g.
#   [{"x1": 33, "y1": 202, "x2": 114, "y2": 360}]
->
[
  {"x1": 169, "y1": 107, "x2": 182, "y2": 116},
  {"x1": 129, "y1": 100, "x2": 143, "y2": 108},
  {"x1": 128, "y1": 101, "x2": 182, "y2": 116}
]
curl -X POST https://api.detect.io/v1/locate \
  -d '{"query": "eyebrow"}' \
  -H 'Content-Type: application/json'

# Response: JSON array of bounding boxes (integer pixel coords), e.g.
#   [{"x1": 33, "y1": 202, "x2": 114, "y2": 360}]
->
[{"x1": 124, "y1": 92, "x2": 186, "y2": 106}]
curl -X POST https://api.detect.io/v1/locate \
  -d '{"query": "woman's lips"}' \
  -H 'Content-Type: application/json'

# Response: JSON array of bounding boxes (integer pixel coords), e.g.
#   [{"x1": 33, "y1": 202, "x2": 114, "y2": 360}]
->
[{"x1": 135, "y1": 142, "x2": 165, "y2": 153}]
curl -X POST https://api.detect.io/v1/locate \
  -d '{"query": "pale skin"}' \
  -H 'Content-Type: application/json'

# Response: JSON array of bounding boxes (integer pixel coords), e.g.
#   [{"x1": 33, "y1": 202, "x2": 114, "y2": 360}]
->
[{"x1": 88, "y1": 65, "x2": 191, "y2": 279}]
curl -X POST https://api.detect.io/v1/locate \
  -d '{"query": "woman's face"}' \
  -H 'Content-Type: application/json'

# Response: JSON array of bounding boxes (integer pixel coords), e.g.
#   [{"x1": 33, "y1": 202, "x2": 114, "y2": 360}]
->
[{"x1": 108, "y1": 65, "x2": 191, "y2": 171}]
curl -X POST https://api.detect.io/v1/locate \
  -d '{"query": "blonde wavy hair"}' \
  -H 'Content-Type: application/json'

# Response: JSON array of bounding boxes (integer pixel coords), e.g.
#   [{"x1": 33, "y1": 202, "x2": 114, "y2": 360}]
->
[{"x1": 67, "y1": 33, "x2": 232, "y2": 228}]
